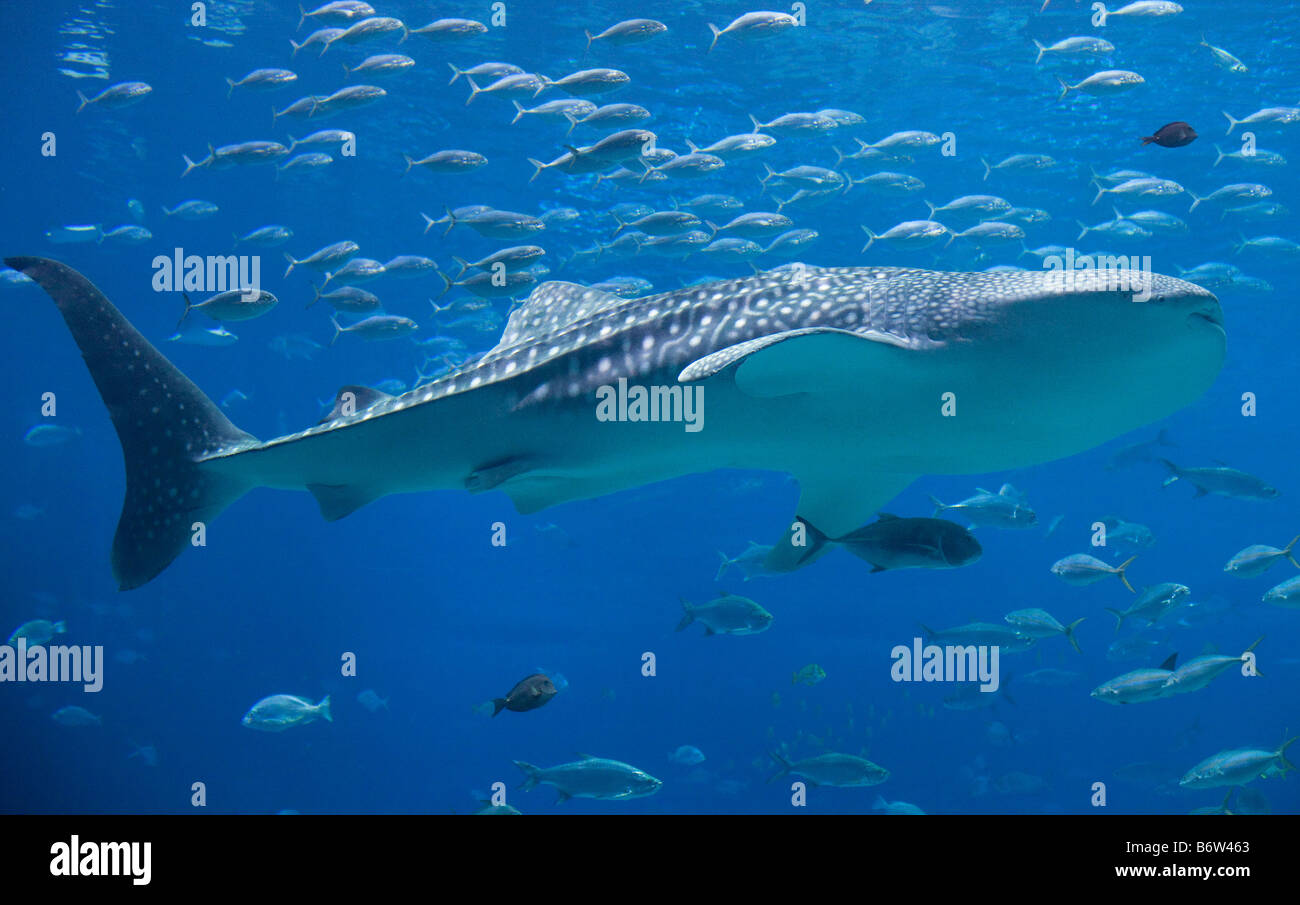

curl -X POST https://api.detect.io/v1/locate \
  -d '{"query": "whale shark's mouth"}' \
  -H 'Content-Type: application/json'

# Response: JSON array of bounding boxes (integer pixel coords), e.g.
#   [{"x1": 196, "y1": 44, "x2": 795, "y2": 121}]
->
[{"x1": 1189, "y1": 306, "x2": 1225, "y2": 330}]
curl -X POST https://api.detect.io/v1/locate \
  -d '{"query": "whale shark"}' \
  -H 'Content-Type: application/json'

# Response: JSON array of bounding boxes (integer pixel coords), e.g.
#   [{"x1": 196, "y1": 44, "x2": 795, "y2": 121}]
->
[{"x1": 6, "y1": 256, "x2": 1224, "y2": 590}]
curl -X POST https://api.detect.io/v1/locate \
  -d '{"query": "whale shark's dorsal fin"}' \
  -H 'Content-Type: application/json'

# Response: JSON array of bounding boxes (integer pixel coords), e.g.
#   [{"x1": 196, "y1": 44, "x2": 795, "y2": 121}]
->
[
  {"x1": 494, "y1": 281, "x2": 627, "y2": 350},
  {"x1": 318, "y1": 385, "x2": 395, "y2": 423}
]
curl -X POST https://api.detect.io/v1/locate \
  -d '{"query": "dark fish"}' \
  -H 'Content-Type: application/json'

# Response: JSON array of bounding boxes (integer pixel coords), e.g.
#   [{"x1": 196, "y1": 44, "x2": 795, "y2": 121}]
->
[
  {"x1": 832, "y1": 514, "x2": 982, "y2": 572},
  {"x1": 1142, "y1": 122, "x2": 1197, "y2": 148},
  {"x1": 493, "y1": 673, "x2": 558, "y2": 716}
]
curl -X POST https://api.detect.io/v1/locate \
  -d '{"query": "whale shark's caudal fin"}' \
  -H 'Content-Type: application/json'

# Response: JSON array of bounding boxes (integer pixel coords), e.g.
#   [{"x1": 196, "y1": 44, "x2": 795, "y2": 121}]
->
[{"x1": 7, "y1": 256, "x2": 259, "y2": 590}]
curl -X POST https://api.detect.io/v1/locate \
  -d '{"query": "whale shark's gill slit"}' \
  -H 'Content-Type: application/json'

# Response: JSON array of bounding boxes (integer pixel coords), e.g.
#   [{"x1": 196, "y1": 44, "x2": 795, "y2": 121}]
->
[{"x1": 7, "y1": 256, "x2": 257, "y2": 590}]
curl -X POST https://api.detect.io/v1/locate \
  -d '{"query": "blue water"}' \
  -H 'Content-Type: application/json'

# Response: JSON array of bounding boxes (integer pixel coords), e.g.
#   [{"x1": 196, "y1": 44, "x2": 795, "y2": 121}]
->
[{"x1": 1, "y1": 0, "x2": 1297, "y2": 815}]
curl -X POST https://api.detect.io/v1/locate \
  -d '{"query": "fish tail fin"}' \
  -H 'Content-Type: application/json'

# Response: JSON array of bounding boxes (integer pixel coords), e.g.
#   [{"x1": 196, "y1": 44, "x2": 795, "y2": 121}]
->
[
  {"x1": 1091, "y1": 182, "x2": 1105, "y2": 206},
  {"x1": 928, "y1": 495, "x2": 947, "y2": 517},
  {"x1": 1284, "y1": 534, "x2": 1300, "y2": 568},
  {"x1": 1075, "y1": 220, "x2": 1089, "y2": 242},
  {"x1": 1212, "y1": 144, "x2": 1225, "y2": 168},
  {"x1": 704, "y1": 220, "x2": 719, "y2": 238},
  {"x1": 436, "y1": 270, "x2": 453, "y2": 298},
  {"x1": 464, "y1": 75, "x2": 481, "y2": 106},
  {"x1": 306, "y1": 282, "x2": 320, "y2": 309},
  {"x1": 1064, "y1": 618, "x2": 1086, "y2": 654},
  {"x1": 748, "y1": 113, "x2": 762, "y2": 134},
  {"x1": 715, "y1": 552, "x2": 732, "y2": 582},
  {"x1": 563, "y1": 111, "x2": 578, "y2": 136},
  {"x1": 447, "y1": 63, "x2": 463, "y2": 85},
  {"x1": 451, "y1": 256, "x2": 471, "y2": 279},
  {"x1": 514, "y1": 760, "x2": 542, "y2": 790},
  {"x1": 583, "y1": 29, "x2": 594, "y2": 57},
  {"x1": 1188, "y1": 192, "x2": 1203, "y2": 213},
  {"x1": 675, "y1": 597, "x2": 694, "y2": 632},
  {"x1": 329, "y1": 315, "x2": 343, "y2": 347},
  {"x1": 1157, "y1": 458, "x2": 1180, "y2": 487},
  {"x1": 76, "y1": 90, "x2": 89, "y2": 114},
  {"x1": 317, "y1": 695, "x2": 332, "y2": 722},
  {"x1": 281, "y1": 253, "x2": 299, "y2": 279},
  {"x1": 181, "y1": 154, "x2": 201, "y2": 179},
  {"x1": 923, "y1": 199, "x2": 938, "y2": 220},
  {"x1": 1055, "y1": 76, "x2": 1071, "y2": 102},
  {"x1": 1115, "y1": 555, "x2": 1137, "y2": 593},
  {"x1": 1277, "y1": 735, "x2": 1298, "y2": 772},
  {"x1": 980, "y1": 157, "x2": 991, "y2": 182},
  {"x1": 527, "y1": 158, "x2": 546, "y2": 184},
  {"x1": 860, "y1": 225, "x2": 877, "y2": 253},
  {"x1": 511, "y1": 100, "x2": 526, "y2": 124},
  {"x1": 1222, "y1": 110, "x2": 1238, "y2": 136},
  {"x1": 224, "y1": 77, "x2": 236, "y2": 100},
  {"x1": 52, "y1": 620, "x2": 67, "y2": 634},
  {"x1": 1032, "y1": 39, "x2": 1046, "y2": 65},
  {"x1": 1244, "y1": 635, "x2": 1264, "y2": 670},
  {"x1": 1104, "y1": 608, "x2": 1125, "y2": 632},
  {"x1": 491, "y1": 698, "x2": 508, "y2": 717},
  {"x1": 873, "y1": 794, "x2": 887, "y2": 810},
  {"x1": 402, "y1": 154, "x2": 415, "y2": 176},
  {"x1": 296, "y1": 2, "x2": 306, "y2": 30},
  {"x1": 707, "y1": 23, "x2": 723, "y2": 54},
  {"x1": 442, "y1": 205, "x2": 457, "y2": 237},
  {"x1": 766, "y1": 752, "x2": 792, "y2": 783},
  {"x1": 419, "y1": 211, "x2": 435, "y2": 235},
  {"x1": 289, "y1": 38, "x2": 302, "y2": 58},
  {"x1": 8, "y1": 257, "x2": 258, "y2": 590},
  {"x1": 176, "y1": 292, "x2": 194, "y2": 330}
]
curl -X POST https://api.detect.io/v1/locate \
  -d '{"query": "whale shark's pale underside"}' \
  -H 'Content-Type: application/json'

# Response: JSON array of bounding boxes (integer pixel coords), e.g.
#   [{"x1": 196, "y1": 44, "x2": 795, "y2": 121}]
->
[{"x1": 7, "y1": 257, "x2": 1224, "y2": 590}]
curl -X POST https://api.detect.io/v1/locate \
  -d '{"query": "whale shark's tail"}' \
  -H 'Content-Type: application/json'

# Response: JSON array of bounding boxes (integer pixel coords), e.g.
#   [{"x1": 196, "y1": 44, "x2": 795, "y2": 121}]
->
[{"x1": 7, "y1": 256, "x2": 258, "y2": 590}]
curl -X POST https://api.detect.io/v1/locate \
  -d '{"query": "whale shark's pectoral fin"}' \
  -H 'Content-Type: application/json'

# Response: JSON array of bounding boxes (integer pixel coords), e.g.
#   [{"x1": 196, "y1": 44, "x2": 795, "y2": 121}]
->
[
  {"x1": 678, "y1": 327, "x2": 919, "y2": 395},
  {"x1": 681, "y1": 328, "x2": 925, "y2": 572},
  {"x1": 307, "y1": 483, "x2": 383, "y2": 521},
  {"x1": 764, "y1": 472, "x2": 919, "y2": 572}
]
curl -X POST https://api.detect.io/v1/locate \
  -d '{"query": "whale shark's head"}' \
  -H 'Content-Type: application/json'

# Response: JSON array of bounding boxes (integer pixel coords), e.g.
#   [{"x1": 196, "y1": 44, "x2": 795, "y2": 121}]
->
[{"x1": 824, "y1": 266, "x2": 1225, "y2": 474}]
